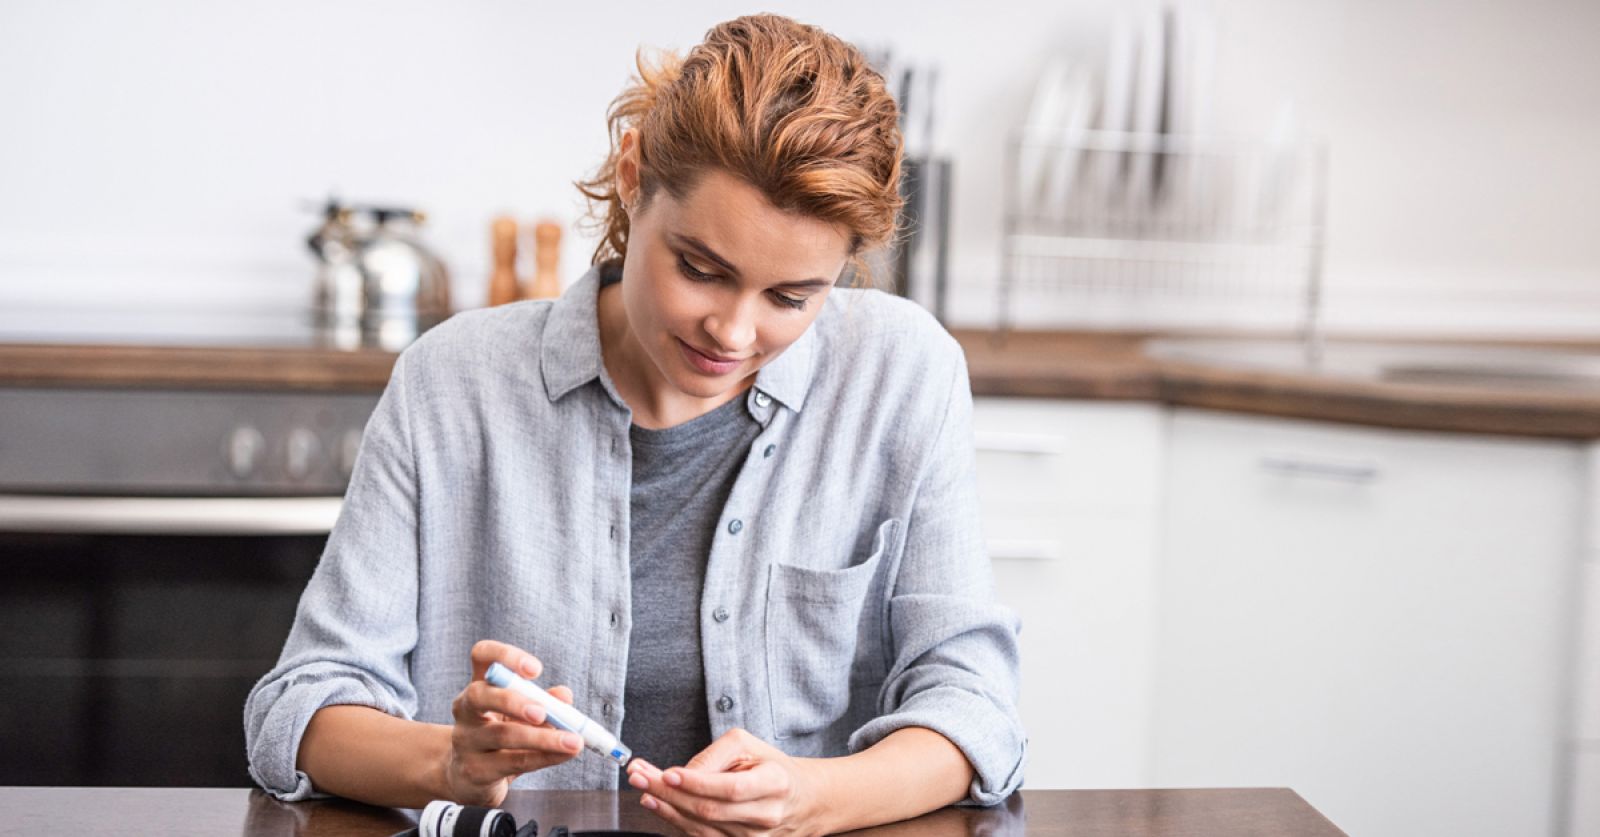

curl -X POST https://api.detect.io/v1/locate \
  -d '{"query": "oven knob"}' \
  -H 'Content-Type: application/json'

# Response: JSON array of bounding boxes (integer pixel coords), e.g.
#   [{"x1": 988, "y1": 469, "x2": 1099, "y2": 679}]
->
[
  {"x1": 285, "y1": 427, "x2": 321, "y2": 481},
  {"x1": 337, "y1": 428, "x2": 363, "y2": 479},
  {"x1": 226, "y1": 426, "x2": 266, "y2": 480}
]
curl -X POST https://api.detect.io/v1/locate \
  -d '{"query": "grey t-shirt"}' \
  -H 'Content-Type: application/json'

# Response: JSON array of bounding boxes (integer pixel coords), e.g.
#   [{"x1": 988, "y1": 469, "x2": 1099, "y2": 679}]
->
[{"x1": 622, "y1": 393, "x2": 762, "y2": 768}]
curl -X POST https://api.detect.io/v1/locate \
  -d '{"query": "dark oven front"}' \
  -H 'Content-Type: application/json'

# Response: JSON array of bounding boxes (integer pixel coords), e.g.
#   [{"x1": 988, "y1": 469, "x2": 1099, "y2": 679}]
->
[{"x1": 0, "y1": 386, "x2": 377, "y2": 787}]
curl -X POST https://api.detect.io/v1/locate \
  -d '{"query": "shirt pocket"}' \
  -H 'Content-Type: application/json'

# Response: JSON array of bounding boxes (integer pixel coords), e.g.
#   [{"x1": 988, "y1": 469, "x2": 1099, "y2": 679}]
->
[{"x1": 764, "y1": 517, "x2": 900, "y2": 741}]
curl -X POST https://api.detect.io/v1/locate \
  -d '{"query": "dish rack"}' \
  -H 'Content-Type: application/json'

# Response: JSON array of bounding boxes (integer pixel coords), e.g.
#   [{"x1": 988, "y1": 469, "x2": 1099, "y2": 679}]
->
[{"x1": 998, "y1": 129, "x2": 1328, "y2": 346}]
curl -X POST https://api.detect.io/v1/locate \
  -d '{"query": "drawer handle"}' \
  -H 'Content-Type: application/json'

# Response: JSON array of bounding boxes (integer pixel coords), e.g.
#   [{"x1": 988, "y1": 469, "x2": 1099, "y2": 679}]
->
[
  {"x1": 974, "y1": 431, "x2": 1065, "y2": 456},
  {"x1": 988, "y1": 539, "x2": 1063, "y2": 561},
  {"x1": 1258, "y1": 454, "x2": 1381, "y2": 483}
]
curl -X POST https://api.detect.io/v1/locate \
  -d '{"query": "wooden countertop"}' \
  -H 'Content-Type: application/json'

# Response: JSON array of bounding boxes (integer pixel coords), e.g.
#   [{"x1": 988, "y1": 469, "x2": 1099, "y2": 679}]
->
[
  {"x1": 0, "y1": 787, "x2": 1348, "y2": 836},
  {"x1": 0, "y1": 342, "x2": 398, "y2": 393},
  {"x1": 3, "y1": 328, "x2": 1598, "y2": 438},
  {"x1": 952, "y1": 329, "x2": 1600, "y2": 439}
]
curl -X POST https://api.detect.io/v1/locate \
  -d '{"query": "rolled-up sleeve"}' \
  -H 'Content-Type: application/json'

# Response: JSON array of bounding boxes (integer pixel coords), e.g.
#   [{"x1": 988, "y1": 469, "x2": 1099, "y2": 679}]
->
[
  {"x1": 242, "y1": 352, "x2": 423, "y2": 801},
  {"x1": 846, "y1": 348, "x2": 1027, "y2": 805}
]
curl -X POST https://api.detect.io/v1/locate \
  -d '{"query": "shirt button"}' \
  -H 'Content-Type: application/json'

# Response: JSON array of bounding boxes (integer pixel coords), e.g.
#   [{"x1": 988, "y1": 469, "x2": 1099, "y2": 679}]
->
[
  {"x1": 716, "y1": 695, "x2": 734, "y2": 712},
  {"x1": 603, "y1": 702, "x2": 614, "y2": 719},
  {"x1": 713, "y1": 606, "x2": 730, "y2": 623},
  {"x1": 610, "y1": 611, "x2": 619, "y2": 627},
  {"x1": 727, "y1": 519, "x2": 743, "y2": 535},
  {"x1": 763, "y1": 444, "x2": 776, "y2": 458},
  {"x1": 754, "y1": 391, "x2": 771, "y2": 408}
]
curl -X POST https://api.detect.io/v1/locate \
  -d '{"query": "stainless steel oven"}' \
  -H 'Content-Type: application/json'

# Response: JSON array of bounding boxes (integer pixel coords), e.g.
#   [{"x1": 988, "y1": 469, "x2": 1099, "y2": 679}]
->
[{"x1": 0, "y1": 384, "x2": 380, "y2": 786}]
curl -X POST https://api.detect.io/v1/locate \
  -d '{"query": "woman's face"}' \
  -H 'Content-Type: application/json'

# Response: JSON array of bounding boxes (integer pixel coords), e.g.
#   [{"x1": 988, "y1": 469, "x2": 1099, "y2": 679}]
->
[{"x1": 617, "y1": 166, "x2": 852, "y2": 402}]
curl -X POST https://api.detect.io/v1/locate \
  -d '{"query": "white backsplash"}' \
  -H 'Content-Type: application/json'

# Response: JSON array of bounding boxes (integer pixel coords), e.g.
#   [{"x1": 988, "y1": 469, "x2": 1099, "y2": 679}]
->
[{"x1": 1, "y1": 0, "x2": 1595, "y2": 335}]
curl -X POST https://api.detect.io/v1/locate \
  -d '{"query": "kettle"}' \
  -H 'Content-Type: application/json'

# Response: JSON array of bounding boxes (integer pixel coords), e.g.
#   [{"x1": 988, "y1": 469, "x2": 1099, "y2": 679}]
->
[{"x1": 307, "y1": 199, "x2": 452, "y2": 350}]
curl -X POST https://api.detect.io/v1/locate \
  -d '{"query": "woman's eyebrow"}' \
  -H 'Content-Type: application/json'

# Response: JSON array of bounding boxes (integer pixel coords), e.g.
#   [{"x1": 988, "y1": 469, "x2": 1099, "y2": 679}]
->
[{"x1": 671, "y1": 233, "x2": 831, "y2": 288}]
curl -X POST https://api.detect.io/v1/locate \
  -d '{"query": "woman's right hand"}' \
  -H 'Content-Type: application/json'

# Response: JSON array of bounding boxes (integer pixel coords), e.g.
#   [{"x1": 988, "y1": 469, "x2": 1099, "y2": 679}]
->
[{"x1": 443, "y1": 639, "x2": 584, "y2": 806}]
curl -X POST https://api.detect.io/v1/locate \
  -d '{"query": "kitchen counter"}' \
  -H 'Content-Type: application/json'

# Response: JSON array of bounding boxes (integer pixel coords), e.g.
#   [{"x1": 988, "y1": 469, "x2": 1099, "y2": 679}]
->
[
  {"x1": 955, "y1": 329, "x2": 1600, "y2": 439},
  {"x1": 0, "y1": 787, "x2": 1348, "y2": 836},
  {"x1": 0, "y1": 342, "x2": 396, "y2": 392},
  {"x1": 3, "y1": 328, "x2": 1599, "y2": 438}
]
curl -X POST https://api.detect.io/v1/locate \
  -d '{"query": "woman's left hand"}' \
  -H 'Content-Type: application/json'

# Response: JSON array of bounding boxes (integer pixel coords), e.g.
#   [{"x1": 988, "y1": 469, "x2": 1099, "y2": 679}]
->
[{"x1": 625, "y1": 728, "x2": 828, "y2": 837}]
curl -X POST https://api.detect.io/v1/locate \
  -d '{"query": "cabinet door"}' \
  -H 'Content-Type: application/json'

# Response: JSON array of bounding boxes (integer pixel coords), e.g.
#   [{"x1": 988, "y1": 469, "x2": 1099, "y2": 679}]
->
[
  {"x1": 1571, "y1": 534, "x2": 1600, "y2": 837},
  {"x1": 1154, "y1": 409, "x2": 1584, "y2": 837},
  {"x1": 1572, "y1": 747, "x2": 1600, "y2": 837},
  {"x1": 975, "y1": 398, "x2": 1164, "y2": 789}
]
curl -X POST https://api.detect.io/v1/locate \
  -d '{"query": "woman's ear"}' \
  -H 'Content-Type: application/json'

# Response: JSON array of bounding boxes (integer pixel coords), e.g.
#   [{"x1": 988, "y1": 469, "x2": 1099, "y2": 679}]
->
[{"x1": 615, "y1": 129, "x2": 641, "y2": 208}]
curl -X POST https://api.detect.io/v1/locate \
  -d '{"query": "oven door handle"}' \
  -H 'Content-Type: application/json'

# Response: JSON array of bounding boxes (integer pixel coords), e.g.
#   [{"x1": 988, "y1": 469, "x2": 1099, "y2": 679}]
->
[{"x1": 0, "y1": 494, "x2": 342, "y2": 535}]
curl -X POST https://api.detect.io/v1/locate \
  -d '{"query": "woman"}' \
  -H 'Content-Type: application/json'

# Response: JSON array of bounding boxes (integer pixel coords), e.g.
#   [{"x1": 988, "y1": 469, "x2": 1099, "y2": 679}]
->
[{"x1": 245, "y1": 14, "x2": 1024, "y2": 835}]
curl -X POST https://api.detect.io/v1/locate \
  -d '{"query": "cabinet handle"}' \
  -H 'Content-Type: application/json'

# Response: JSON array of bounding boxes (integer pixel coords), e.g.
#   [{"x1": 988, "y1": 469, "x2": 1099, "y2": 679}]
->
[
  {"x1": 0, "y1": 494, "x2": 342, "y2": 535},
  {"x1": 988, "y1": 539, "x2": 1063, "y2": 561},
  {"x1": 1258, "y1": 454, "x2": 1381, "y2": 483},
  {"x1": 974, "y1": 430, "x2": 1065, "y2": 456}
]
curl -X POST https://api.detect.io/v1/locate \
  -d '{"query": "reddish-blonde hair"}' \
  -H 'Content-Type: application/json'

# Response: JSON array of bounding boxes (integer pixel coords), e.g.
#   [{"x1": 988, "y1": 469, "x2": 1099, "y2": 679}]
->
[{"x1": 576, "y1": 14, "x2": 903, "y2": 287}]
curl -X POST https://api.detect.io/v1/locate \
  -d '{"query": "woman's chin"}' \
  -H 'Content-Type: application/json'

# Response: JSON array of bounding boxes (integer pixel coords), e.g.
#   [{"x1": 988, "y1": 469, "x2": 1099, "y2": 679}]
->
[{"x1": 667, "y1": 368, "x2": 738, "y2": 400}]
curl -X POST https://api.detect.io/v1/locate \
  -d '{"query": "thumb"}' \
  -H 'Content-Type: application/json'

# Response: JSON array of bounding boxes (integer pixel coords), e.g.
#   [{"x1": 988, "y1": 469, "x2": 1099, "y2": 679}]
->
[{"x1": 684, "y1": 729, "x2": 758, "y2": 773}]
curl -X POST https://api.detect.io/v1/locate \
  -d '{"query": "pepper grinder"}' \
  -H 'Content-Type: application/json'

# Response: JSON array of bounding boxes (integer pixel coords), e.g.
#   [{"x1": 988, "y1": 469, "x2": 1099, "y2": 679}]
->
[
  {"x1": 487, "y1": 216, "x2": 520, "y2": 306},
  {"x1": 523, "y1": 220, "x2": 562, "y2": 300}
]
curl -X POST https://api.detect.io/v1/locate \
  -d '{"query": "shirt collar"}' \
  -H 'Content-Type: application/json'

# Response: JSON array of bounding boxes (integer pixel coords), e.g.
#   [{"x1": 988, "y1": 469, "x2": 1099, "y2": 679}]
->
[
  {"x1": 751, "y1": 318, "x2": 814, "y2": 412},
  {"x1": 539, "y1": 265, "x2": 607, "y2": 403},
  {"x1": 539, "y1": 261, "x2": 817, "y2": 413}
]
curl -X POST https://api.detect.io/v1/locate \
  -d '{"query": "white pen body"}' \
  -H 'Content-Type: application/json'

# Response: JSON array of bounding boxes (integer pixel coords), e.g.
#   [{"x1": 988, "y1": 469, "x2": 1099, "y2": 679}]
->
[{"x1": 484, "y1": 662, "x2": 632, "y2": 765}]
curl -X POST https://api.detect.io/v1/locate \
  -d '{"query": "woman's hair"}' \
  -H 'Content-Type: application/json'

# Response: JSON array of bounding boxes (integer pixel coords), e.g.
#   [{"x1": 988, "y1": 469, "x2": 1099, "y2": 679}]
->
[{"x1": 575, "y1": 14, "x2": 903, "y2": 287}]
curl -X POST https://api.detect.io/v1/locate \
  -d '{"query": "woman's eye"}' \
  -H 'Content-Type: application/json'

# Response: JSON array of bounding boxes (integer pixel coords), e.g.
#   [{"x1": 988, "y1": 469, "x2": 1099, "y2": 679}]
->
[
  {"x1": 770, "y1": 291, "x2": 807, "y2": 311},
  {"x1": 676, "y1": 253, "x2": 716, "y2": 281},
  {"x1": 678, "y1": 252, "x2": 806, "y2": 310}
]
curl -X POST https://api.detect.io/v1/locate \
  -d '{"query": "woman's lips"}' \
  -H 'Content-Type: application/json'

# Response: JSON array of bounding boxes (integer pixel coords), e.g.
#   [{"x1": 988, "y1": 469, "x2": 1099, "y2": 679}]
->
[{"x1": 677, "y1": 338, "x2": 744, "y2": 376}]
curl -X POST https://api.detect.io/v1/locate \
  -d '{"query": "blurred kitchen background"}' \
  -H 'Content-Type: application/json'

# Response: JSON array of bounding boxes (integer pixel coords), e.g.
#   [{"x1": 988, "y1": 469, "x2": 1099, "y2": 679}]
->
[{"x1": 2, "y1": 2, "x2": 1599, "y2": 836}]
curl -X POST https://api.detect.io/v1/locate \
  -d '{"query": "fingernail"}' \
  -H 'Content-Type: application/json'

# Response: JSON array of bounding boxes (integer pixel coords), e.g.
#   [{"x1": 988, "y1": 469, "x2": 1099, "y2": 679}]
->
[
  {"x1": 521, "y1": 659, "x2": 539, "y2": 676},
  {"x1": 628, "y1": 772, "x2": 649, "y2": 790},
  {"x1": 561, "y1": 733, "x2": 581, "y2": 751},
  {"x1": 641, "y1": 795, "x2": 658, "y2": 811},
  {"x1": 663, "y1": 770, "x2": 682, "y2": 787},
  {"x1": 524, "y1": 706, "x2": 544, "y2": 724}
]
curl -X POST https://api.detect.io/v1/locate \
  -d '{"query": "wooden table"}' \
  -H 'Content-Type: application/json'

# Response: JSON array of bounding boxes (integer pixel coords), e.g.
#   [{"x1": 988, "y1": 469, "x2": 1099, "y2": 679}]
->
[{"x1": 0, "y1": 787, "x2": 1347, "y2": 836}]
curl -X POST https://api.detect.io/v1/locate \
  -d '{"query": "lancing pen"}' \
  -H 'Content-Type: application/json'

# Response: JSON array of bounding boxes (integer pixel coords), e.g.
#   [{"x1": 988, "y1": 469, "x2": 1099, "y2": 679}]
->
[{"x1": 484, "y1": 661, "x2": 632, "y2": 766}]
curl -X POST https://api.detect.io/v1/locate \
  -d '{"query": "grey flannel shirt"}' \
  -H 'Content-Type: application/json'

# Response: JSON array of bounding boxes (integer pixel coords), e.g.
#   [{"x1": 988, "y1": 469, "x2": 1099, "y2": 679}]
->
[{"x1": 243, "y1": 265, "x2": 1026, "y2": 805}]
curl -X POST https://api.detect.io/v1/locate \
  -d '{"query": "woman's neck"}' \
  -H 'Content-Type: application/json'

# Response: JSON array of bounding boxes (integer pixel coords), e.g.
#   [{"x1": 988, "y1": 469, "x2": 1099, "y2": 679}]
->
[{"x1": 596, "y1": 280, "x2": 751, "y2": 430}]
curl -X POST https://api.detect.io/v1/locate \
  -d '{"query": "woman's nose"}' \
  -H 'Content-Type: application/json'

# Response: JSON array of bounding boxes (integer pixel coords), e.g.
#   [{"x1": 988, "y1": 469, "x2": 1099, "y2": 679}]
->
[{"x1": 704, "y1": 300, "x2": 757, "y2": 354}]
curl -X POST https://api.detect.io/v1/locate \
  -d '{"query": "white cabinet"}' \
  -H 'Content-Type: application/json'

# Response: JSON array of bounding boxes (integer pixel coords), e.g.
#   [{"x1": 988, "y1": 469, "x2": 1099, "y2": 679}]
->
[
  {"x1": 1572, "y1": 747, "x2": 1600, "y2": 837},
  {"x1": 1571, "y1": 446, "x2": 1600, "y2": 837},
  {"x1": 974, "y1": 397, "x2": 1165, "y2": 789},
  {"x1": 1153, "y1": 408, "x2": 1586, "y2": 837}
]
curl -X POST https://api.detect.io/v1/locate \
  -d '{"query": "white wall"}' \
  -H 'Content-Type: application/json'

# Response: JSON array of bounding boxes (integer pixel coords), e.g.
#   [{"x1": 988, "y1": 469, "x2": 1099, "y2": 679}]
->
[{"x1": 1, "y1": 0, "x2": 1596, "y2": 334}]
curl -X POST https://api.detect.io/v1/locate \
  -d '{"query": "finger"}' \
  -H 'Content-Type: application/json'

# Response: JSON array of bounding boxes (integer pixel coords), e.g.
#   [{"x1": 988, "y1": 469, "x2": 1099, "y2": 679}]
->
[
  {"x1": 547, "y1": 684, "x2": 575, "y2": 705},
  {"x1": 641, "y1": 792, "x2": 719, "y2": 837},
  {"x1": 627, "y1": 758, "x2": 662, "y2": 780},
  {"x1": 452, "y1": 680, "x2": 550, "y2": 728},
  {"x1": 664, "y1": 760, "x2": 781, "y2": 802},
  {"x1": 465, "y1": 719, "x2": 585, "y2": 757},
  {"x1": 647, "y1": 782, "x2": 783, "y2": 834},
  {"x1": 625, "y1": 759, "x2": 662, "y2": 793},
  {"x1": 469, "y1": 639, "x2": 543, "y2": 681},
  {"x1": 682, "y1": 728, "x2": 761, "y2": 774},
  {"x1": 634, "y1": 763, "x2": 763, "y2": 826},
  {"x1": 471, "y1": 741, "x2": 580, "y2": 778},
  {"x1": 626, "y1": 757, "x2": 663, "y2": 792}
]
